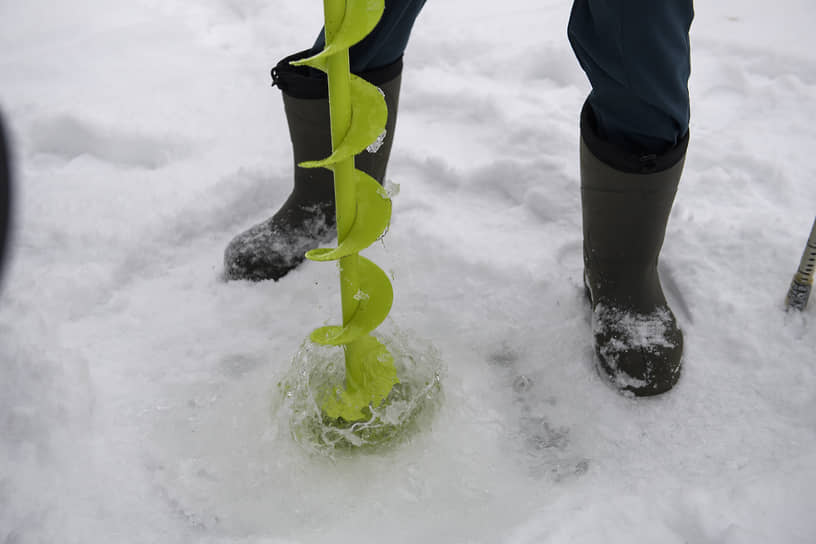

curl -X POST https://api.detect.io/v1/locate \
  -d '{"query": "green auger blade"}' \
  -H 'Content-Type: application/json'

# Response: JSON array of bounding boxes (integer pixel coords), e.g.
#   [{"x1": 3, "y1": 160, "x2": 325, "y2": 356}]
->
[
  {"x1": 298, "y1": 75, "x2": 387, "y2": 169},
  {"x1": 290, "y1": 0, "x2": 384, "y2": 68},
  {"x1": 306, "y1": 170, "x2": 391, "y2": 262},
  {"x1": 321, "y1": 333, "x2": 397, "y2": 421},
  {"x1": 310, "y1": 255, "x2": 394, "y2": 347}
]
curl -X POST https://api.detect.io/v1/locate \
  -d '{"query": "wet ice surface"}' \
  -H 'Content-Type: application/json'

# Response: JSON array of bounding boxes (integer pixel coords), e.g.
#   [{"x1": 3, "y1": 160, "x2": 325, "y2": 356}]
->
[
  {"x1": 277, "y1": 326, "x2": 445, "y2": 455},
  {"x1": 3, "y1": 0, "x2": 816, "y2": 543}
]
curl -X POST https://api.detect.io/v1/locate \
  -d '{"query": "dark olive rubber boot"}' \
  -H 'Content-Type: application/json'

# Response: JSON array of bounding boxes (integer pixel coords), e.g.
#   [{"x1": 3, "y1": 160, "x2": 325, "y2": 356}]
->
[
  {"x1": 580, "y1": 102, "x2": 689, "y2": 396},
  {"x1": 223, "y1": 51, "x2": 402, "y2": 281}
]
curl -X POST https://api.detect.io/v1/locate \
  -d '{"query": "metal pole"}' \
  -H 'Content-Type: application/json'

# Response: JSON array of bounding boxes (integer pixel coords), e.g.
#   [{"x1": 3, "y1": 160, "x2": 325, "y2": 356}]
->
[{"x1": 785, "y1": 217, "x2": 816, "y2": 311}]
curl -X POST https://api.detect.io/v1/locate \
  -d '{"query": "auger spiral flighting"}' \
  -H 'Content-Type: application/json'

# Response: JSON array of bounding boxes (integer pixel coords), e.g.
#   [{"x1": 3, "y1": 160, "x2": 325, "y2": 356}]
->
[{"x1": 292, "y1": 0, "x2": 398, "y2": 422}]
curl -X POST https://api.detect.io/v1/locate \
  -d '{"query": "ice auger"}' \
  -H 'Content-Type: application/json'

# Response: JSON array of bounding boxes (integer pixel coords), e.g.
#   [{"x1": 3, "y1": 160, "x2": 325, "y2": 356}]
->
[{"x1": 293, "y1": 0, "x2": 398, "y2": 421}]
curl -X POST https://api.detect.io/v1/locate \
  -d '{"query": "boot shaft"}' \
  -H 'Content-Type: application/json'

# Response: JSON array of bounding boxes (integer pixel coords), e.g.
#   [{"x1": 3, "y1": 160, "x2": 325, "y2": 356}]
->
[
  {"x1": 580, "y1": 102, "x2": 686, "y2": 313},
  {"x1": 222, "y1": 53, "x2": 403, "y2": 282},
  {"x1": 580, "y1": 139, "x2": 685, "y2": 267}
]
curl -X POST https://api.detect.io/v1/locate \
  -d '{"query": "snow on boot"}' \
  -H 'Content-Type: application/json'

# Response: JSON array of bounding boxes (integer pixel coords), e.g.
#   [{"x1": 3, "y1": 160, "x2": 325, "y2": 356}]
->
[
  {"x1": 223, "y1": 51, "x2": 402, "y2": 282},
  {"x1": 580, "y1": 102, "x2": 688, "y2": 396}
]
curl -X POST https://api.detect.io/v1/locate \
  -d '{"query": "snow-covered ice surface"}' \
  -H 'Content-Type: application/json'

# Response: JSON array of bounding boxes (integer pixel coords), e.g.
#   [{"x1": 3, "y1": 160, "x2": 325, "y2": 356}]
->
[{"x1": 2, "y1": 0, "x2": 816, "y2": 542}]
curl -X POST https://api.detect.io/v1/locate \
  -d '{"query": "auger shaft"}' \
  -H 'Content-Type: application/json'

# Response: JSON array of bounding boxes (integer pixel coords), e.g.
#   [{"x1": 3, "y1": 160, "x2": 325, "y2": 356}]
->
[
  {"x1": 323, "y1": 4, "x2": 361, "y2": 329},
  {"x1": 293, "y1": 0, "x2": 397, "y2": 421}
]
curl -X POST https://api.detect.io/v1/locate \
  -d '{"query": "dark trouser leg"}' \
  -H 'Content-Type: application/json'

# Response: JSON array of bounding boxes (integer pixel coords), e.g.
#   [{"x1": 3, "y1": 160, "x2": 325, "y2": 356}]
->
[{"x1": 568, "y1": 0, "x2": 693, "y2": 154}]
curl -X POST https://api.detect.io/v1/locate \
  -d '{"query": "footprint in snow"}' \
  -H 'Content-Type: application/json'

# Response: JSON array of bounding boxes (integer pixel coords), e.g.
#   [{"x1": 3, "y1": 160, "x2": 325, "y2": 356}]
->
[{"x1": 488, "y1": 341, "x2": 591, "y2": 481}]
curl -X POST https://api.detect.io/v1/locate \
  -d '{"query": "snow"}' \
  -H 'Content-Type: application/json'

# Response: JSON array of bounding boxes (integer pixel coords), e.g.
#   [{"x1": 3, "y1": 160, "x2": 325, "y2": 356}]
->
[{"x1": 2, "y1": 0, "x2": 816, "y2": 542}]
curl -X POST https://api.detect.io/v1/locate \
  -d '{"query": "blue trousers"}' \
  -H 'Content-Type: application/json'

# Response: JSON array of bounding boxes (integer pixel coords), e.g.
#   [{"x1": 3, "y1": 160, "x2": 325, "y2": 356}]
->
[{"x1": 311, "y1": 0, "x2": 693, "y2": 154}]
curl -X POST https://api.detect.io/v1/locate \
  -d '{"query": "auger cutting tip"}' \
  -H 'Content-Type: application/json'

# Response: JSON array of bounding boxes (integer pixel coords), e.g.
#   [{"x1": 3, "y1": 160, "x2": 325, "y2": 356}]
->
[{"x1": 319, "y1": 334, "x2": 399, "y2": 422}]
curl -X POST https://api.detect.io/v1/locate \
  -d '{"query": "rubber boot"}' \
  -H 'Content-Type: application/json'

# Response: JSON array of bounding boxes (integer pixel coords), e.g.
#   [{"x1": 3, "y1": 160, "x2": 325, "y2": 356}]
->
[
  {"x1": 580, "y1": 102, "x2": 689, "y2": 396},
  {"x1": 223, "y1": 51, "x2": 402, "y2": 281}
]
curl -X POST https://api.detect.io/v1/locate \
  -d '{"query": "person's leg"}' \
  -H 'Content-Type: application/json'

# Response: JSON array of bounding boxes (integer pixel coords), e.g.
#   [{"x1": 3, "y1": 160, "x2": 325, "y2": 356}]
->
[
  {"x1": 568, "y1": 0, "x2": 694, "y2": 396},
  {"x1": 224, "y1": 0, "x2": 427, "y2": 282}
]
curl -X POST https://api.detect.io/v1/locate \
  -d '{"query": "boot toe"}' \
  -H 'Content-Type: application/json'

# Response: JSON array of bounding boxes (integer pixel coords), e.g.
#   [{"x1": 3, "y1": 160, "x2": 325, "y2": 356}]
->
[
  {"x1": 223, "y1": 220, "x2": 317, "y2": 282},
  {"x1": 224, "y1": 245, "x2": 304, "y2": 282},
  {"x1": 592, "y1": 303, "x2": 683, "y2": 396}
]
